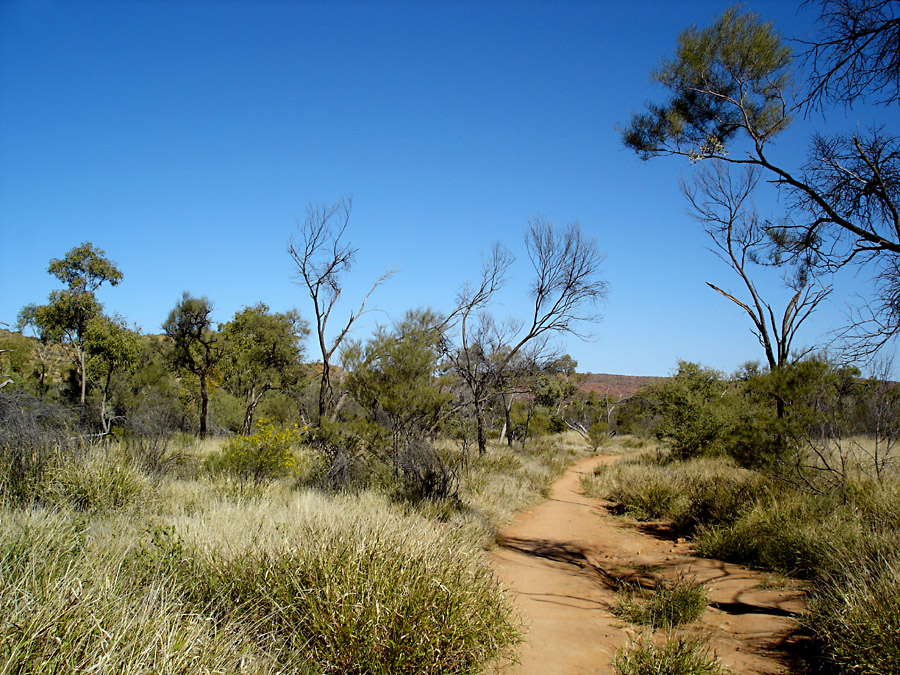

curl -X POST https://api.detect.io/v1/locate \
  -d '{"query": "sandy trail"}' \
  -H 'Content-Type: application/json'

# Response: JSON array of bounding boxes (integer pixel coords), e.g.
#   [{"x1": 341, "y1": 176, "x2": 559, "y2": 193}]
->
[{"x1": 489, "y1": 455, "x2": 805, "y2": 675}]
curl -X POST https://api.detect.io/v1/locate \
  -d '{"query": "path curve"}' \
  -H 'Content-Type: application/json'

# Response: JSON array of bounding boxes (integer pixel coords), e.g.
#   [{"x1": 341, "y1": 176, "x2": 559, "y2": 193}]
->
[{"x1": 489, "y1": 455, "x2": 805, "y2": 675}]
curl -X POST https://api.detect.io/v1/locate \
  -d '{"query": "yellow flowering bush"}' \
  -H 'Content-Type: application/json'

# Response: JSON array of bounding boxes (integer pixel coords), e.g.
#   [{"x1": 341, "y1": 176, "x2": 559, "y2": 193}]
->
[{"x1": 217, "y1": 420, "x2": 305, "y2": 483}]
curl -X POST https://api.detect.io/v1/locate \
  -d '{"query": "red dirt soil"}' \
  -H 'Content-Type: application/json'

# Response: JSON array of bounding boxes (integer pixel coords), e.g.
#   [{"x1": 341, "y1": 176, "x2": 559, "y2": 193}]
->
[{"x1": 488, "y1": 455, "x2": 805, "y2": 675}]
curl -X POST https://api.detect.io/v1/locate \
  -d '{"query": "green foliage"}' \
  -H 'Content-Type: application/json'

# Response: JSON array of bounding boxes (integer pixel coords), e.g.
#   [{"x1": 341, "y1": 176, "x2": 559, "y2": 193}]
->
[
  {"x1": 210, "y1": 419, "x2": 309, "y2": 484},
  {"x1": 47, "y1": 241, "x2": 123, "y2": 293},
  {"x1": 647, "y1": 362, "x2": 736, "y2": 459},
  {"x1": 220, "y1": 303, "x2": 308, "y2": 435},
  {"x1": 622, "y1": 6, "x2": 791, "y2": 160},
  {"x1": 85, "y1": 315, "x2": 141, "y2": 387},
  {"x1": 162, "y1": 293, "x2": 223, "y2": 438},
  {"x1": 587, "y1": 420, "x2": 609, "y2": 450},
  {"x1": 344, "y1": 309, "x2": 451, "y2": 445},
  {"x1": 614, "y1": 575, "x2": 708, "y2": 628},
  {"x1": 614, "y1": 636, "x2": 729, "y2": 675},
  {"x1": 18, "y1": 243, "x2": 124, "y2": 404}
]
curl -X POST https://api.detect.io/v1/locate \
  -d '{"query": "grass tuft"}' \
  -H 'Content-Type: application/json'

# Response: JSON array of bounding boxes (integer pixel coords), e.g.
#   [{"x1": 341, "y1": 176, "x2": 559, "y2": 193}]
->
[
  {"x1": 614, "y1": 575, "x2": 707, "y2": 628},
  {"x1": 613, "y1": 635, "x2": 729, "y2": 675}
]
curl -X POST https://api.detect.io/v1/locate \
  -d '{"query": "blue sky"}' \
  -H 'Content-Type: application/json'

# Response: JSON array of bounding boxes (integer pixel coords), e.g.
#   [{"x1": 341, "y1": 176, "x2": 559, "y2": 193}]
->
[{"x1": 2, "y1": 0, "x2": 897, "y2": 377}]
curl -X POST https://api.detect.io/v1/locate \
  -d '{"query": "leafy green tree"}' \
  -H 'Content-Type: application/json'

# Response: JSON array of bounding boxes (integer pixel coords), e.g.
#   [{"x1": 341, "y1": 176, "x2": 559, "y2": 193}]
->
[
  {"x1": 649, "y1": 361, "x2": 736, "y2": 460},
  {"x1": 622, "y1": 4, "x2": 900, "y2": 355},
  {"x1": 17, "y1": 242, "x2": 123, "y2": 404},
  {"x1": 220, "y1": 303, "x2": 308, "y2": 435},
  {"x1": 162, "y1": 293, "x2": 223, "y2": 438},
  {"x1": 85, "y1": 314, "x2": 141, "y2": 433},
  {"x1": 343, "y1": 308, "x2": 453, "y2": 458}
]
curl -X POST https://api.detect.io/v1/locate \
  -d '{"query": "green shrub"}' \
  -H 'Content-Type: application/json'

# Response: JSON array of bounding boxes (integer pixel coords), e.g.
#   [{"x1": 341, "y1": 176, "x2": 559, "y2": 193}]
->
[
  {"x1": 587, "y1": 420, "x2": 609, "y2": 450},
  {"x1": 614, "y1": 575, "x2": 707, "y2": 628},
  {"x1": 647, "y1": 362, "x2": 737, "y2": 460},
  {"x1": 208, "y1": 419, "x2": 309, "y2": 483},
  {"x1": 613, "y1": 636, "x2": 729, "y2": 675}
]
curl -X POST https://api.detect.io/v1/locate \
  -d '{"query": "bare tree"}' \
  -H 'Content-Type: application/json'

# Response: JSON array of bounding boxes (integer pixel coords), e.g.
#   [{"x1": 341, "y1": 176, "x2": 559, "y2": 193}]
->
[
  {"x1": 288, "y1": 198, "x2": 392, "y2": 422},
  {"x1": 447, "y1": 218, "x2": 607, "y2": 454},
  {"x1": 803, "y1": 0, "x2": 900, "y2": 109},
  {"x1": 683, "y1": 161, "x2": 832, "y2": 374},
  {"x1": 444, "y1": 245, "x2": 514, "y2": 454}
]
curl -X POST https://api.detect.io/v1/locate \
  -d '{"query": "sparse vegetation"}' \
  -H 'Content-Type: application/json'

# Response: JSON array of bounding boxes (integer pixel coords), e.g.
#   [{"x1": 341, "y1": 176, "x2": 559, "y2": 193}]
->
[
  {"x1": 613, "y1": 636, "x2": 729, "y2": 675},
  {"x1": 614, "y1": 575, "x2": 708, "y2": 628}
]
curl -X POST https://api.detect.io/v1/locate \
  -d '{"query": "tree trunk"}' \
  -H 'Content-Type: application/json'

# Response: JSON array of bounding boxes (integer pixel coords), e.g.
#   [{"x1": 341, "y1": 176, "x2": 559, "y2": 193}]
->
[
  {"x1": 318, "y1": 361, "x2": 330, "y2": 422},
  {"x1": 199, "y1": 375, "x2": 209, "y2": 439},
  {"x1": 476, "y1": 401, "x2": 488, "y2": 455},
  {"x1": 498, "y1": 392, "x2": 513, "y2": 446},
  {"x1": 241, "y1": 385, "x2": 269, "y2": 436},
  {"x1": 78, "y1": 347, "x2": 87, "y2": 405}
]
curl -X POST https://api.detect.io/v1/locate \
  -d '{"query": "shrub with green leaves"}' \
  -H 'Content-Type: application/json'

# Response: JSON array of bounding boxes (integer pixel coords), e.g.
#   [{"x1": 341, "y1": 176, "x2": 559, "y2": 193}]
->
[
  {"x1": 645, "y1": 362, "x2": 737, "y2": 460},
  {"x1": 210, "y1": 419, "x2": 308, "y2": 483}
]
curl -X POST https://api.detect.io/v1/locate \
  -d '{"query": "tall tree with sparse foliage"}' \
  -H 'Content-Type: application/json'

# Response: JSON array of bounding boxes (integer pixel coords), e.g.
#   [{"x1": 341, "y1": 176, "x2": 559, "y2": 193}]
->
[
  {"x1": 162, "y1": 293, "x2": 222, "y2": 438},
  {"x1": 622, "y1": 3, "x2": 900, "y2": 357},
  {"x1": 17, "y1": 242, "x2": 123, "y2": 404}
]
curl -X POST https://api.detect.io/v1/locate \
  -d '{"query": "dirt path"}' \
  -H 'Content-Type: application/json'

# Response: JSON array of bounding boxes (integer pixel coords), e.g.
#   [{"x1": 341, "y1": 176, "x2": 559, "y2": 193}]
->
[{"x1": 489, "y1": 455, "x2": 805, "y2": 675}]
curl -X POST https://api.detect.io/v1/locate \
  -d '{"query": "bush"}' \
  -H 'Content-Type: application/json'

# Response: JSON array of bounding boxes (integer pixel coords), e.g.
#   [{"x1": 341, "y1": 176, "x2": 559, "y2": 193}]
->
[
  {"x1": 648, "y1": 362, "x2": 737, "y2": 460},
  {"x1": 587, "y1": 420, "x2": 609, "y2": 450},
  {"x1": 208, "y1": 419, "x2": 308, "y2": 484},
  {"x1": 614, "y1": 575, "x2": 707, "y2": 628},
  {"x1": 613, "y1": 636, "x2": 729, "y2": 675},
  {"x1": 0, "y1": 389, "x2": 76, "y2": 506}
]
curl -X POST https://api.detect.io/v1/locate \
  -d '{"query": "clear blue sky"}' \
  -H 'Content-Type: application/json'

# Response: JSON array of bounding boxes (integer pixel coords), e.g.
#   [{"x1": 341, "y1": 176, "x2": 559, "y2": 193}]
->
[{"x1": 2, "y1": 0, "x2": 897, "y2": 377}]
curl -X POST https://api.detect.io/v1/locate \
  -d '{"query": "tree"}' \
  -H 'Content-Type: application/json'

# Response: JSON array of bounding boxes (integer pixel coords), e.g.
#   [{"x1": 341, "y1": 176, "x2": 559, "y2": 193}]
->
[
  {"x1": 17, "y1": 242, "x2": 123, "y2": 404},
  {"x1": 343, "y1": 308, "x2": 453, "y2": 458},
  {"x1": 803, "y1": 0, "x2": 900, "y2": 109},
  {"x1": 682, "y1": 160, "x2": 832, "y2": 374},
  {"x1": 220, "y1": 303, "x2": 308, "y2": 435},
  {"x1": 622, "y1": 4, "x2": 900, "y2": 356},
  {"x1": 447, "y1": 218, "x2": 607, "y2": 454},
  {"x1": 162, "y1": 293, "x2": 223, "y2": 438},
  {"x1": 85, "y1": 314, "x2": 141, "y2": 433},
  {"x1": 288, "y1": 198, "x2": 392, "y2": 422}
]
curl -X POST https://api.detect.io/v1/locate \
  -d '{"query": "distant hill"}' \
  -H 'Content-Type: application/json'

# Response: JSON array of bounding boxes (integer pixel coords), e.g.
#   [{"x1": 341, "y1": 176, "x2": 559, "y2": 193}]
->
[{"x1": 579, "y1": 373, "x2": 666, "y2": 400}]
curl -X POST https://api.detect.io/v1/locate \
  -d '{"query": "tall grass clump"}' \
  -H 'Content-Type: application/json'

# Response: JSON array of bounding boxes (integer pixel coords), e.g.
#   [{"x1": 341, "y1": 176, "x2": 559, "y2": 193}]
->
[
  {"x1": 169, "y1": 490, "x2": 519, "y2": 674},
  {"x1": 803, "y1": 549, "x2": 900, "y2": 675},
  {"x1": 613, "y1": 636, "x2": 729, "y2": 675},
  {"x1": 0, "y1": 508, "x2": 287, "y2": 675},
  {"x1": 582, "y1": 452, "x2": 766, "y2": 531},
  {"x1": 40, "y1": 446, "x2": 151, "y2": 511}
]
